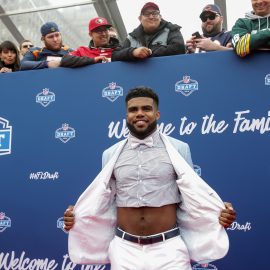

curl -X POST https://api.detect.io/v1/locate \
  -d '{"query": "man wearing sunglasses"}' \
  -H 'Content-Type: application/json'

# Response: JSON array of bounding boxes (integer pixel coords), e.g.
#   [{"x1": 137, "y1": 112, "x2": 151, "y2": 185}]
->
[
  {"x1": 186, "y1": 4, "x2": 232, "y2": 53},
  {"x1": 112, "y1": 2, "x2": 185, "y2": 61},
  {"x1": 19, "y1": 40, "x2": 34, "y2": 59},
  {"x1": 232, "y1": 0, "x2": 270, "y2": 57}
]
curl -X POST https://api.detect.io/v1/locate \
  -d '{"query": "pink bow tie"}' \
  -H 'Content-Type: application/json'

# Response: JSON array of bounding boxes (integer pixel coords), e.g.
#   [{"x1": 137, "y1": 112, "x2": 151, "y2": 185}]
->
[{"x1": 130, "y1": 136, "x2": 154, "y2": 149}]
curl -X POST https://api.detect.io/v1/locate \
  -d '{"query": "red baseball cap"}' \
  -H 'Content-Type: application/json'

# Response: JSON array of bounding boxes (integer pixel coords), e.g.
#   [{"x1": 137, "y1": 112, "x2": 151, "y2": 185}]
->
[
  {"x1": 141, "y1": 2, "x2": 159, "y2": 14},
  {"x1": 89, "y1": 17, "x2": 112, "y2": 32}
]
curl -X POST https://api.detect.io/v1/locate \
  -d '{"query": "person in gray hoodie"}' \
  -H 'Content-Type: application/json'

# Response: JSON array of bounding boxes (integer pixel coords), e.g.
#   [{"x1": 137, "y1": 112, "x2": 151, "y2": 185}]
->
[{"x1": 231, "y1": 0, "x2": 270, "y2": 57}]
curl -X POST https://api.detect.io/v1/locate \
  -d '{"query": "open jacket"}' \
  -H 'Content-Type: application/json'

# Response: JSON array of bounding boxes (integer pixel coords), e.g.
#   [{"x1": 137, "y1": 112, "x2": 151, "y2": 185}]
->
[
  {"x1": 112, "y1": 19, "x2": 185, "y2": 61},
  {"x1": 68, "y1": 134, "x2": 229, "y2": 264},
  {"x1": 232, "y1": 11, "x2": 270, "y2": 57}
]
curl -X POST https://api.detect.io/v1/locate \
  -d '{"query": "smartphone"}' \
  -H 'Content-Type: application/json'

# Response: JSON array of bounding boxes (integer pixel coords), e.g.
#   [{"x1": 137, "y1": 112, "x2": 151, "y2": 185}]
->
[{"x1": 192, "y1": 31, "x2": 202, "y2": 38}]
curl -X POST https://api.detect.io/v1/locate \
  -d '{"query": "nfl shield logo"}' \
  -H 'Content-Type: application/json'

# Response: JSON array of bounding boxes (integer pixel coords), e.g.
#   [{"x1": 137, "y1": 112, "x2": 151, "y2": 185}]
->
[
  {"x1": 0, "y1": 212, "x2": 11, "y2": 233},
  {"x1": 175, "y1": 75, "x2": 199, "y2": 97},
  {"x1": 36, "y1": 88, "x2": 55, "y2": 107},
  {"x1": 0, "y1": 117, "x2": 12, "y2": 156},
  {"x1": 102, "y1": 82, "x2": 123, "y2": 102},
  {"x1": 55, "y1": 123, "x2": 76, "y2": 143}
]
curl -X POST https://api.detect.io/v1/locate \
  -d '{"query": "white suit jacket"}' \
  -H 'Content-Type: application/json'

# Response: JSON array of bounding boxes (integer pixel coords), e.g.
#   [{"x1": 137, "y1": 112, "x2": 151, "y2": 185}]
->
[{"x1": 68, "y1": 134, "x2": 229, "y2": 264}]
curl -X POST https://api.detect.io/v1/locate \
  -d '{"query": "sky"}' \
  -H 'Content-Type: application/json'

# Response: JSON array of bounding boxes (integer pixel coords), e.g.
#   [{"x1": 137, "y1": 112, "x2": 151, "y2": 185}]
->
[{"x1": 117, "y1": 0, "x2": 252, "y2": 41}]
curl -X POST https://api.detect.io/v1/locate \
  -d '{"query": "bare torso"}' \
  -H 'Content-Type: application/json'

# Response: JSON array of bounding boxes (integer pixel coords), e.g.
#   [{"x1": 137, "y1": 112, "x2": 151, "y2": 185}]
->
[{"x1": 117, "y1": 203, "x2": 177, "y2": 235}]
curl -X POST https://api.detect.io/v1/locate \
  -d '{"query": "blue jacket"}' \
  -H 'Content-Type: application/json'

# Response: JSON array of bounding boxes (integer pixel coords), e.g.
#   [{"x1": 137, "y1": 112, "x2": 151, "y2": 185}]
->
[{"x1": 21, "y1": 46, "x2": 72, "y2": 70}]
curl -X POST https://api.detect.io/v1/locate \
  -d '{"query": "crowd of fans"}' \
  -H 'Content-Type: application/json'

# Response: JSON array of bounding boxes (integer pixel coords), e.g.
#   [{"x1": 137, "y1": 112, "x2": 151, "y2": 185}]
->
[{"x1": 1, "y1": 1, "x2": 269, "y2": 74}]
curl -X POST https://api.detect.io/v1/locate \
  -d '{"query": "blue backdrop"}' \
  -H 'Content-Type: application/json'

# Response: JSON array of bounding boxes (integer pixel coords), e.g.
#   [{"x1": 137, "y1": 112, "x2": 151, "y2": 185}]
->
[{"x1": 0, "y1": 51, "x2": 270, "y2": 270}]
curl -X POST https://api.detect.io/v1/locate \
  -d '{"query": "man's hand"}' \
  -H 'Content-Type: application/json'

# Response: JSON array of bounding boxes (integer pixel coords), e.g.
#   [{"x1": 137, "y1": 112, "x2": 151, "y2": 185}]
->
[
  {"x1": 47, "y1": 60, "x2": 61, "y2": 68},
  {"x1": 132, "y1": 47, "x2": 152, "y2": 59},
  {"x1": 186, "y1": 36, "x2": 197, "y2": 53},
  {"x1": 195, "y1": 38, "x2": 221, "y2": 51},
  {"x1": 94, "y1": 56, "x2": 109, "y2": 63},
  {"x1": 219, "y1": 202, "x2": 236, "y2": 228},
  {"x1": 64, "y1": 205, "x2": 75, "y2": 231}
]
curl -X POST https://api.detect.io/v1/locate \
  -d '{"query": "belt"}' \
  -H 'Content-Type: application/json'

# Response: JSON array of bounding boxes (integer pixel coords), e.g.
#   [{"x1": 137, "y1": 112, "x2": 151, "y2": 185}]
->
[{"x1": 115, "y1": 227, "x2": 180, "y2": 245}]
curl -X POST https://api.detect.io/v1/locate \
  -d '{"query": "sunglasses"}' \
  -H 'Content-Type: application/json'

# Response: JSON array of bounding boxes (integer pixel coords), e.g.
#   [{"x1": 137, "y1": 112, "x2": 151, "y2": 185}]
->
[
  {"x1": 142, "y1": 10, "x2": 160, "y2": 17},
  {"x1": 200, "y1": 13, "x2": 219, "y2": 22},
  {"x1": 22, "y1": 44, "x2": 34, "y2": 48}
]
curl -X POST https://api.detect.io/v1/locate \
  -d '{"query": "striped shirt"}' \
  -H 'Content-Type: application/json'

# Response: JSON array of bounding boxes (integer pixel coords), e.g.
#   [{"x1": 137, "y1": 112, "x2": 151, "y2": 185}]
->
[{"x1": 113, "y1": 130, "x2": 181, "y2": 207}]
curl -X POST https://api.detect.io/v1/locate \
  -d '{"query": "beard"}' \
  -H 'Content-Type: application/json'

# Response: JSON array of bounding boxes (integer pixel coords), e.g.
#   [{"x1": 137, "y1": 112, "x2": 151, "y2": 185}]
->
[
  {"x1": 202, "y1": 22, "x2": 222, "y2": 37},
  {"x1": 44, "y1": 40, "x2": 62, "y2": 51},
  {"x1": 127, "y1": 120, "x2": 157, "y2": 139}
]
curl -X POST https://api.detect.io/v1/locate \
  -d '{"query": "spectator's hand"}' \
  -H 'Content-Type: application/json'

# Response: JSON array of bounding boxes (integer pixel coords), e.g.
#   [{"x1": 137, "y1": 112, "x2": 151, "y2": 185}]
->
[
  {"x1": 132, "y1": 47, "x2": 152, "y2": 59},
  {"x1": 219, "y1": 202, "x2": 236, "y2": 228},
  {"x1": 47, "y1": 60, "x2": 61, "y2": 68},
  {"x1": 186, "y1": 36, "x2": 197, "y2": 53},
  {"x1": 195, "y1": 38, "x2": 221, "y2": 51},
  {"x1": 94, "y1": 56, "x2": 109, "y2": 63},
  {"x1": 0, "y1": 67, "x2": 12, "y2": 73},
  {"x1": 64, "y1": 205, "x2": 75, "y2": 231},
  {"x1": 226, "y1": 42, "x2": 233, "y2": 48}
]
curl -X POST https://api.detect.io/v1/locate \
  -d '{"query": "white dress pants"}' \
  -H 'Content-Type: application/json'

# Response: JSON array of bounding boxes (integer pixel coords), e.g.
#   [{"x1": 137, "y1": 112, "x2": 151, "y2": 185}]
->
[{"x1": 108, "y1": 234, "x2": 192, "y2": 270}]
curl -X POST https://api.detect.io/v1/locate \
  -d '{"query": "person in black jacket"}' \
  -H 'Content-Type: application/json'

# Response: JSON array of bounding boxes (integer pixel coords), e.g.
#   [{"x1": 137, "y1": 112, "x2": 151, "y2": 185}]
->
[
  {"x1": 112, "y1": 2, "x2": 185, "y2": 61},
  {"x1": 0, "y1": 41, "x2": 20, "y2": 73}
]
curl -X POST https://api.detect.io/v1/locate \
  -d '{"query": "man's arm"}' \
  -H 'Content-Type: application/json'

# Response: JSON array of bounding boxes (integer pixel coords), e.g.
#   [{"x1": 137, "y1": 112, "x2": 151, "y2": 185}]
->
[
  {"x1": 150, "y1": 28, "x2": 186, "y2": 56},
  {"x1": 232, "y1": 18, "x2": 270, "y2": 57},
  {"x1": 21, "y1": 51, "x2": 48, "y2": 70},
  {"x1": 194, "y1": 38, "x2": 233, "y2": 51},
  {"x1": 61, "y1": 54, "x2": 97, "y2": 68},
  {"x1": 112, "y1": 38, "x2": 140, "y2": 61}
]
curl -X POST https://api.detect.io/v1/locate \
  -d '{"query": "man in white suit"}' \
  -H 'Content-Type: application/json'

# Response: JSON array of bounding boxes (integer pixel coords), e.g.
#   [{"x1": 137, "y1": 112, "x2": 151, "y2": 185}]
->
[{"x1": 65, "y1": 86, "x2": 236, "y2": 270}]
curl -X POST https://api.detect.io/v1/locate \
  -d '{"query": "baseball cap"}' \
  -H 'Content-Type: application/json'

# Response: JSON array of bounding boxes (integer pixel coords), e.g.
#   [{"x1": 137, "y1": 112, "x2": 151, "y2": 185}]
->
[
  {"x1": 40, "y1": 22, "x2": 60, "y2": 36},
  {"x1": 89, "y1": 17, "x2": 112, "y2": 32},
  {"x1": 200, "y1": 4, "x2": 222, "y2": 17},
  {"x1": 141, "y1": 2, "x2": 159, "y2": 14}
]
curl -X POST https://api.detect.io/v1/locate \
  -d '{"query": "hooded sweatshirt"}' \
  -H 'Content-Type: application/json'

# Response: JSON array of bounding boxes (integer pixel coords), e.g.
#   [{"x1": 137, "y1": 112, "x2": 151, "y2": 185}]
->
[{"x1": 231, "y1": 11, "x2": 270, "y2": 57}]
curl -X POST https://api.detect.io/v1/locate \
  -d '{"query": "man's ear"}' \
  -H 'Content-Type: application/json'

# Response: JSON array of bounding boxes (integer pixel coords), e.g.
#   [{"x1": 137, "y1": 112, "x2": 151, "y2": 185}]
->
[
  {"x1": 156, "y1": 111, "x2": 161, "y2": 120},
  {"x1": 41, "y1": 36, "x2": 44, "y2": 42}
]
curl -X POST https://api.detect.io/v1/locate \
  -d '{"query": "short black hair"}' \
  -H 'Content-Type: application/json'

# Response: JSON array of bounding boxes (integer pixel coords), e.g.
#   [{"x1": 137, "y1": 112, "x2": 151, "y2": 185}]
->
[{"x1": 125, "y1": 86, "x2": 159, "y2": 108}]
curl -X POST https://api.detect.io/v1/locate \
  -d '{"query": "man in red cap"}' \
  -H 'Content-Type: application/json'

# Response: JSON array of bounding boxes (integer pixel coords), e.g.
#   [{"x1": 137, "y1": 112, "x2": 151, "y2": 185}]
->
[
  {"x1": 61, "y1": 17, "x2": 120, "y2": 68},
  {"x1": 112, "y1": 2, "x2": 185, "y2": 61}
]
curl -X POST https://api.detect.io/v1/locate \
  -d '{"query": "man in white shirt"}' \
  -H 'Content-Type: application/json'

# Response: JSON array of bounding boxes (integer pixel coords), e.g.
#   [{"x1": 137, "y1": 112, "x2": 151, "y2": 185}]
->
[{"x1": 65, "y1": 86, "x2": 236, "y2": 270}]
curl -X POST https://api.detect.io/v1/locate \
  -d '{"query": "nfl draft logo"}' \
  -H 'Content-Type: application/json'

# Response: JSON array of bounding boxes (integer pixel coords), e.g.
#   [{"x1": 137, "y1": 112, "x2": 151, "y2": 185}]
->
[
  {"x1": 265, "y1": 74, "x2": 270, "y2": 85},
  {"x1": 55, "y1": 123, "x2": 75, "y2": 143},
  {"x1": 0, "y1": 212, "x2": 11, "y2": 233},
  {"x1": 57, "y1": 217, "x2": 68, "y2": 234},
  {"x1": 36, "y1": 88, "x2": 55, "y2": 107},
  {"x1": 102, "y1": 82, "x2": 123, "y2": 102},
  {"x1": 0, "y1": 117, "x2": 12, "y2": 156},
  {"x1": 192, "y1": 263, "x2": 218, "y2": 270},
  {"x1": 175, "y1": 76, "x2": 199, "y2": 96}
]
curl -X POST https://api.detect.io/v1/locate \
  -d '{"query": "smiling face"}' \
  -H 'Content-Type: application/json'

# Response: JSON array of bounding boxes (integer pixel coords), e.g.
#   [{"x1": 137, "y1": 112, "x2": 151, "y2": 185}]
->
[
  {"x1": 139, "y1": 8, "x2": 162, "y2": 34},
  {"x1": 126, "y1": 97, "x2": 160, "y2": 139},
  {"x1": 90, "y1": 26, "x2": 110, "y2": 47},
  {"x1": 201, "y1": 11, "x2": 223, "y2": 36},
  {"x1": 252, "y1": 0, "x2": 270, "y2": 16}
]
